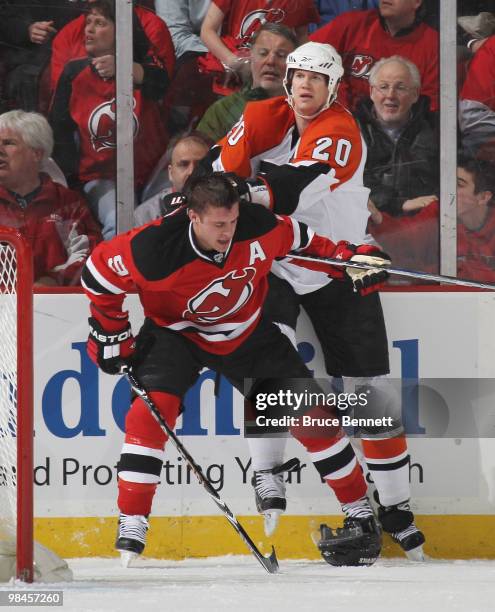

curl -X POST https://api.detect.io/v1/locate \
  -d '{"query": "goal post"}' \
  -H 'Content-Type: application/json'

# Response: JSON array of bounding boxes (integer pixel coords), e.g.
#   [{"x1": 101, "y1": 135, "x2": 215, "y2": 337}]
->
[{"x1": 0, "y1": 226, "x2": 34, "y2": 582}]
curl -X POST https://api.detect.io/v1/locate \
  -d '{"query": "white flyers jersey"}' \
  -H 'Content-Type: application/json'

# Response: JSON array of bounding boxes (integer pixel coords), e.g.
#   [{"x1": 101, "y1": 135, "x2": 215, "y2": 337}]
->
[{"x1": 213, "y1": 96, "x2": 371, "y2": 293}]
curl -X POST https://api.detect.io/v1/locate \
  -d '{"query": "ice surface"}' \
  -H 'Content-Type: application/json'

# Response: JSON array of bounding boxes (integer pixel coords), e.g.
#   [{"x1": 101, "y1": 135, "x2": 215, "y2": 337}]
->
[{"x1": 2, "y1": 556, "x2": 495, "y2": 612}]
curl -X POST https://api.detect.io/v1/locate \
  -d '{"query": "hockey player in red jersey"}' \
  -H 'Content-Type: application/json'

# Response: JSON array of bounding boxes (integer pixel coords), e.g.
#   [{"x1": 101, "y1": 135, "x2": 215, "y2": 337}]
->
[
  {"x1": 82, "y1": 173, "x2": 389, "y2": 567},
  {"x1": 212, "y1": 41, "x2": 426, "y2": 561}
]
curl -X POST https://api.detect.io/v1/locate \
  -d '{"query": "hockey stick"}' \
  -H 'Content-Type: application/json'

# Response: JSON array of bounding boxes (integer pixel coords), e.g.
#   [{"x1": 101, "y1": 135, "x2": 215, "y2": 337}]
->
[
  {"x1": 123, "y1": 367, "x2": 279, "y2": 574},
  {"x1": 287, "y1": 253, "x2": 495, "y2": 290}
]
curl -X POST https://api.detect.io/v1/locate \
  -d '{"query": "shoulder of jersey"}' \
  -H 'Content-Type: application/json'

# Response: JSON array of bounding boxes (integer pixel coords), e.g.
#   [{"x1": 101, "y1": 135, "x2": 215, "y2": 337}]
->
[
  {"x1": 243, "y1": 95, "x2": 291, "y2": 122},
  {"x1": 129, "y1": 206, "x2": 193, "y2": 281},
  {"x1": 308, "y1": 102, "x2": 360, "y2": 133},
  {"x1": 236, "y1": 202, "x2": 278, "y2": 241}
]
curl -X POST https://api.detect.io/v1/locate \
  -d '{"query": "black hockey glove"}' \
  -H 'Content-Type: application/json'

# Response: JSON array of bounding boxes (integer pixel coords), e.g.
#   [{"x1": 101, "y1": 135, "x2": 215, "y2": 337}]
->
[
  {"x1": 257, "y1": 162, "x2": 336, "y2": 214},
  {"x1": 87, "y1": 317, "x2": 136, "y2": 375}
]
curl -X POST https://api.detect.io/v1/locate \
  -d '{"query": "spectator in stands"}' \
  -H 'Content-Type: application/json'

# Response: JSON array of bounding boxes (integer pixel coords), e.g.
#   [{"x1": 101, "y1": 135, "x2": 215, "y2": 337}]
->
[
  {"x1": 134, "y1": 131, "x2": 211, "y2": 226},
  {"x1": 50, "y1": 0, "x2": 175, "y2": 93},
  {"x1": 155, "y1": 0, "x2": 210, "y2": 60},
  {"x1": 197, "y1": 22, "x2": 297, "y2": 142},
  {"x1": 0, "y1": 109, "x2": 101, "y2": 286},
  {"x1": 310, "y1": 1, "x2": 379, "y2": 32},
  {"x1": 356, "y1": 55, "x2": 439, "y2": 217},
  {"x1": 0, "y1": 1, "x2": 89, "y2": 112},
  {"x1": 154, "y1": 0, "x2": 218, "y2": 135},
  {"x1": 199, "y1": 0, "x2": 318, "y2": 94},
  {"x1": 368, "y1": 156, "x2": 495, "y2": 282},
  {"x1": 459, "y1": 34, "x2": 495, "y2": 161},
  {"x1": 310, "y1": 0, "x2": 439, "y2": 112},
  {"x1": 50, "y1": 0, "x2": 169, "y2": 240}
]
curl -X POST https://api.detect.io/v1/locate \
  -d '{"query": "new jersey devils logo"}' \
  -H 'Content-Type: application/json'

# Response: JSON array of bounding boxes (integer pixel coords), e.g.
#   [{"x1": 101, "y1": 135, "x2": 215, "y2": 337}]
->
[
  {"x1": 349, "y1": 55, "x2": 374, "y2": 78},
  {"x1": 239, "y1": 8, "x2": 285, "y2": 41},
  {"x1": 184, "y1": 268, "x2": 257, "y2": 323},
  {"x1": 88, "y1": 98, "x2": 138, "y2": 152}
]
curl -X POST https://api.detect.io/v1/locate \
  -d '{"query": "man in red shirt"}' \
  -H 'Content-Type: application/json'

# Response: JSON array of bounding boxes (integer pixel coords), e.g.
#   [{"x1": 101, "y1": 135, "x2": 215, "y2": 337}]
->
[
  {"x1": 0, "y1": 109, "x2": 101, "y2": 286},
  {"x1": 82, "y1": 173, "x2": 388, "y2": 566},
  {"x1": 310, "y1": 0, "x2": 439, "y2": 111},
  {"x1": 369, "y1": 156, "x2": 495, "y2": 283},
  {"x1": 459, "y1": 34, "x2": 495, "y2": 159},
  {"x1": 200, "y1": 0, "x2": 319, "y2": 94}
]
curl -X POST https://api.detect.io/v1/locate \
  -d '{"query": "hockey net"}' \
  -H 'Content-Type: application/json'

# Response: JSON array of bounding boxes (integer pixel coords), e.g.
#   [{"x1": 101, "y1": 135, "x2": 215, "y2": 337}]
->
[{"x1": 0, "y1": 227, "x2": 71, "y2": 583}]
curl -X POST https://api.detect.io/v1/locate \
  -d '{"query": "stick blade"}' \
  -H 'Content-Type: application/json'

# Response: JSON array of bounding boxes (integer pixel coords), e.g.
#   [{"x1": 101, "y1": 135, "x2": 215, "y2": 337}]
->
[{"x1": 258, "y1": 546, "x2": 279, "y2": 574}]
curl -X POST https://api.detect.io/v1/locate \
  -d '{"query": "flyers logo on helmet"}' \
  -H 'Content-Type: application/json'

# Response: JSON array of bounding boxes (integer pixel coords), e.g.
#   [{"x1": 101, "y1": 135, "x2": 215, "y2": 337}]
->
[
  {"x1": 88, "y1": 98, "x2": 138, "y2": 152},
  {"x1": 184, "y1": 268, "x2": 257, "y2": 323},
  {"x1": 349, "y1": 55, "x2": 375, "y2": 78}
]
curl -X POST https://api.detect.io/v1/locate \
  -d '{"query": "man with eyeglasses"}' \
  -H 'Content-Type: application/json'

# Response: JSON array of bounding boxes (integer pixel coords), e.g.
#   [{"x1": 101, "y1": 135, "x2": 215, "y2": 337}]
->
[
  {"x1": 356, "y1": 55, "x2": 439, "y2": 217},
  {"x1": 197, "y1": 22, "x2": 298, "y2": 142},
  {"x1": 310, "y1": 0, "x2": 438, "y2": 112}
]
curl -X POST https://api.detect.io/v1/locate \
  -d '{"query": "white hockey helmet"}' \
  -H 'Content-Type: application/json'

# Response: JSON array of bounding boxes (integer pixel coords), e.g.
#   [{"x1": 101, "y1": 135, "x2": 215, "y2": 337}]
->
[{"x1": 283, "y1": 42, "x2": 344, "y2": 113}]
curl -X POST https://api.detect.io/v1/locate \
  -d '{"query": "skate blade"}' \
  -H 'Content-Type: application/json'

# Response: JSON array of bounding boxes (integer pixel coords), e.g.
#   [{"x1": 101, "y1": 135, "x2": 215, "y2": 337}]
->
[
  {"x1": 119, "y1": 551, "x2": 139, "y2": 568},
  {"x1": 405, "y1": 544, "x2": 425, "y2": 562},
  {"x1": 263, "y1": 511, "x2": 282, "y2": 537}
]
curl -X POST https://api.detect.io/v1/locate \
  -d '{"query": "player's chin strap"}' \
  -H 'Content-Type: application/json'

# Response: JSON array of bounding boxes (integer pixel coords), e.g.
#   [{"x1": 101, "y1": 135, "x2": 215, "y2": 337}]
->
[
  {"x1": 121, "y1": 366, "x2": 279, "y2": 575},
  {"x1": 287, "y1": 253, "x2": 495, "y2": 291}
]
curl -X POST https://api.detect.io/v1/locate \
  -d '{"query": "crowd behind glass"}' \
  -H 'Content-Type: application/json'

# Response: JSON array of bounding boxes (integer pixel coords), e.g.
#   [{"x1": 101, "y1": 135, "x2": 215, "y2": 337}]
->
[{"x1": 0, "y1": 0, "x2": 493, "y2": 287}]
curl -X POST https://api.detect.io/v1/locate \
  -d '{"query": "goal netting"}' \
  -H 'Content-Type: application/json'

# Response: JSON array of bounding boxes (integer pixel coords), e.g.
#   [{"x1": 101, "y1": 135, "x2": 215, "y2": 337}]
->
[{"x1": 0, "y1": 227, "x2": 72, "y2": 582}]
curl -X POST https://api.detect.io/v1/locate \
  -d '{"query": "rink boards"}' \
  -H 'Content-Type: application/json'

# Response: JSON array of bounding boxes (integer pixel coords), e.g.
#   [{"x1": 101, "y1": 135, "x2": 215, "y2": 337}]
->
[{"x1": 26, "y1": 290, "x2": 495, "y2": 559}]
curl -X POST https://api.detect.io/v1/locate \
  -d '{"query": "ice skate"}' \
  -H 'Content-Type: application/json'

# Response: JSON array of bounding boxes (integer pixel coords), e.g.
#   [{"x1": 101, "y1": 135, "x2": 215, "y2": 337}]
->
[
  {"x1": 317, "y1": 497, "x2": 382, "y2": 566},
  {"x1": 377, "y1": 500, "x2": 426, "y2": 562},
  {"x1": 115, "y1": 513, "x2": 149, "y2": 567},
  {"x1": 251, "y1": 458, "x2": 300, "y2": 536}
]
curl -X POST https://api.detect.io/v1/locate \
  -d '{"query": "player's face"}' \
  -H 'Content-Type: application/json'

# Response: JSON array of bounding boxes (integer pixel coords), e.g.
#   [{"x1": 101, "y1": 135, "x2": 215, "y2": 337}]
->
[
  {"x1": 189, "y1": 203, "x2": 240, "y2": 253},
  {"x1": 379, "y1": 0, "x2": 421, "y2": 19},
  {"x1": 85, "y1": 10, "x2": 115, "y2": 57},
  {"x1": 250, "y1": 32, "x2": 294, "y2": 96},
  {"x1": 291, "y1": 70, "x2": 328, "y2": 116},
  {"x1": 0, "y1": 128, "x2": 42, "y2": 192},
  {"x1": 456, "y1": 167, "x2": 491, "y2": 221},
  {"x1": 370, "y1": 61, "x2": 419, "y2": 127},
  {"x1": 168, "y1": 140, "x2": 209, "y2": 192}
]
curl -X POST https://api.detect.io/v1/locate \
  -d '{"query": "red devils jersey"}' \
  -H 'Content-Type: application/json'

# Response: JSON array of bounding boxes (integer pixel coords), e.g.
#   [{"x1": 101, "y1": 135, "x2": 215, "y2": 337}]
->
[
  {"x1": 370, "y1": 200, "x2": 495, "y2": 283},
  {"x1": 459, "y1": 35, "x2": 495, "y2": 151},
  {"x1": 50, "y1": 59, "x2": 167, "y2": 187},
  {"x1": 214, "y1": 0, "x2": 319, "y2": 40},
  {"x1": 50, "y1": 5, "x2": 175, "y2": 92},
  {"x1": 0, "y1": 174, "x2": 102, "y2": 285},
  {"x1": 310, "y1": 10, "x2": 439, "y2": 112},
  {"x1": 82, "y1": 204, "x2": 344, "y2": 354}
]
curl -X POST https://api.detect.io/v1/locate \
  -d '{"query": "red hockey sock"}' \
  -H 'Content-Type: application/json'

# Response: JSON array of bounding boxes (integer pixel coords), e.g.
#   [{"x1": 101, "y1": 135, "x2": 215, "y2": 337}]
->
[
  {"x1": 291, "y1": 412, "x2": 367, "y2": 504},
  {"x1": 117, "y1": 392, "x2": 182, "y2": 515}
]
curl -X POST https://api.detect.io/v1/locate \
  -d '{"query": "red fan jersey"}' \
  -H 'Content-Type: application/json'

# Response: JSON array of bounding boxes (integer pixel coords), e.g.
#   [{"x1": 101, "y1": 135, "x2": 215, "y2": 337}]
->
[
  {"x1": 214, "y1": 0, "x2": 319, "y2": 40},
  {"x1": 213, "y1": 96, "x2": 370, "y2": 293},
  {"x1": 50, "y1": 59, "x2": 167, "y2": 187},
  {"x1": 310, "y1": 9, "x2": 439, "y2": 112},
  {"x1": 82, "y1": 203, "x2": 346, "y2": 354},
  {"x1": 0, "y1": 174, "x2": 102, "y2": 285},
  {"x1": 459, "y1": 35, "x2": 495, "y2": 153},
  {"x1": 50, "y1": 5, "x2": 175, "y2": 92},
  {"x1": 370, "y1": 200, "x2": 495, "y2": 283}
]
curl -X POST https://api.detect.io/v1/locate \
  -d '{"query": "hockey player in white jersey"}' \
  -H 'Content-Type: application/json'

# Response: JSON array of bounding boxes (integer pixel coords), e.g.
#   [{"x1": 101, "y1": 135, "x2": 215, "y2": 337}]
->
[{"x1": 211, "y1": 41, "x2": 425, "y2": 564}]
